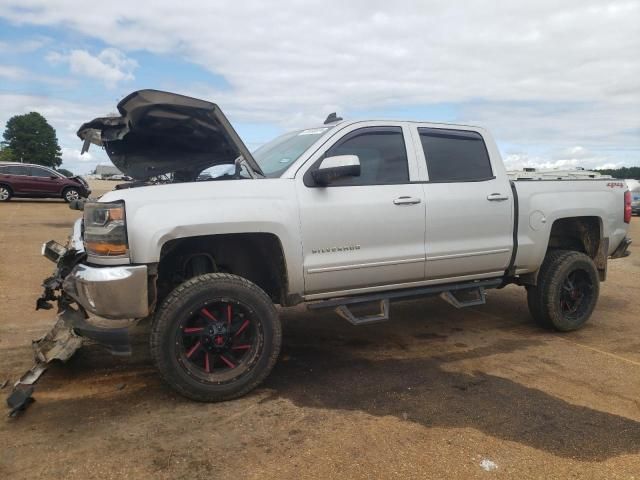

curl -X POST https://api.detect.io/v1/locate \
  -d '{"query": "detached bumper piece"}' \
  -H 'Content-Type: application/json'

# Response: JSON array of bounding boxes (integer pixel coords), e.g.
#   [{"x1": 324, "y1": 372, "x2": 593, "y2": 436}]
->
[
  {"x1": 7, "y1": 306, "x2": 134, "y2": 416},
  {"x1": 610, "y1": 237, "x2": 631, "y2": 259},
  {"x1": 7, "y1": 308, "x2": 83, "y2": 417}
]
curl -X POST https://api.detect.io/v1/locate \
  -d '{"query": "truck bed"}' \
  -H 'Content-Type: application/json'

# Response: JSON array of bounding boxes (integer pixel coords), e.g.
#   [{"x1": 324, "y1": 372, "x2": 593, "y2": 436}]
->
[{"x1": 512, "y1": 178, "x2": 628, "y2": 275}]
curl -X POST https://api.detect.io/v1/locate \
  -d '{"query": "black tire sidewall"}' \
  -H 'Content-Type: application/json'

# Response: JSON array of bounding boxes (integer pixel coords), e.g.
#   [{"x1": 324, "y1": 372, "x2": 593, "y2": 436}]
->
[
  {"x1": 151, "y1": 274, "x2": 281, "y2": 401},
  {"x1": 544, "y1": 253, "x2": 599, "y2": 331}
]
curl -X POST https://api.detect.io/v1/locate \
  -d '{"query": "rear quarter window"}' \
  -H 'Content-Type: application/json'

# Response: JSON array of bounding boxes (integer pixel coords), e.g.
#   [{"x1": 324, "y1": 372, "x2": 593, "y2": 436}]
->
[
  {"x1": 0, "y1": 165, "x2": 30, "y2": 175},
  {"x1": 418, "y1": 128, "x2": 493, "y2": 182}
]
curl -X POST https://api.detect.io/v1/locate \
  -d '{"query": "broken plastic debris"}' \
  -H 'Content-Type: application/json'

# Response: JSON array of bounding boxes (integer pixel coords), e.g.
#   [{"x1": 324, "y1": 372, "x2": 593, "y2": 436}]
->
[
  {"x1": 6, "y1": 386, "x2": 35, "y2": 417},
  {"x1": 32, "y1": 313, "x2": 83, "y2": 365},
  {"x1": 6, "y1": 311, "x2": 83, "y2": 416},
  {"x1": 14, "y1": 363, "x2": 48, "y2": 387}
]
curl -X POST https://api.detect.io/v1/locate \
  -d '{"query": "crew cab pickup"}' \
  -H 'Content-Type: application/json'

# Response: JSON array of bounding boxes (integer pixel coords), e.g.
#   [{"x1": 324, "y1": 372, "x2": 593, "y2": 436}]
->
[{"x1": 28, "y1": 90, "x2": 632, "y2": 402}]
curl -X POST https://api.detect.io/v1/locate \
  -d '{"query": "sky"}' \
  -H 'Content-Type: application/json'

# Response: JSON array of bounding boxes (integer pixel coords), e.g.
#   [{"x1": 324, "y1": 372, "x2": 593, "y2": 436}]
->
[{"x1": 0, "y1": 0, "x2": 638, "y2": 174}]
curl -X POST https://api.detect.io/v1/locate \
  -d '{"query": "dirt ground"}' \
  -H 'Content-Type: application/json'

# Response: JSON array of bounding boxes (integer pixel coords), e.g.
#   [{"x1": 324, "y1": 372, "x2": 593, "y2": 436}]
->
[{"x1": 1, "y1": 180, "x2": 639, "y2": 479}]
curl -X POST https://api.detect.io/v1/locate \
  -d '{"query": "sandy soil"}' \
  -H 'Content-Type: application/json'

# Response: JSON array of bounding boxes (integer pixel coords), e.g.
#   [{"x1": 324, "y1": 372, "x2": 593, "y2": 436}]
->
[{"x1": 1, "y1": 182, "x2": 639, "y2": 479}]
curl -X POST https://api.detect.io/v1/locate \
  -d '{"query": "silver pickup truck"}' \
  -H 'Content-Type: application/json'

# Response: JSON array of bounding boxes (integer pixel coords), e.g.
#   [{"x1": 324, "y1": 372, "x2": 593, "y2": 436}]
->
[{"x1": 29, "y1": 90, "x2": 632, "y2": 402}]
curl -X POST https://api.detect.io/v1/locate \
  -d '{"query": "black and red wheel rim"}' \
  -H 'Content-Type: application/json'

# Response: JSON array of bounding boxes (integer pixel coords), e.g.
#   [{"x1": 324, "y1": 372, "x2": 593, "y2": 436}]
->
[
  {"x1": 559, "y1": 269, "x2": 593, "y2": 320},
  {"x1": 175, "y1": 300, "x2": 262, "y2": 384}
]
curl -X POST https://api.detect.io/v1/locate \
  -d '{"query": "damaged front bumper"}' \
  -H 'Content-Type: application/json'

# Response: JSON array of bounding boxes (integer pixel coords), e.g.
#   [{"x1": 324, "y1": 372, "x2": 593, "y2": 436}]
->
[
  {"x1": 62, "y1": 263, "x2": 149, "y2": 320},
  {"x1": 8, "y1": 222, "x2": 150, "y2": 415},
  {"x1": 38, "y1": 232, "x2": 149, "y2": 353}
]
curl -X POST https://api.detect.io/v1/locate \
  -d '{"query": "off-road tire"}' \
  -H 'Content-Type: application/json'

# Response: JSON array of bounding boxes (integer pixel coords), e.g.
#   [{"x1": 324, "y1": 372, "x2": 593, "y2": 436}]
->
[
  {"x1": 526, "y1": 250, "x2": 599, "y2": 331},
  {"x1": 150, "y1": 273, "x2": 281, "y2": 402}
]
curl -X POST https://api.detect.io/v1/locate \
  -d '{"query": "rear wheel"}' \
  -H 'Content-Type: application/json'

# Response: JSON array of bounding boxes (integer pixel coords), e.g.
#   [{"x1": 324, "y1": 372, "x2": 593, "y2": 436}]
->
[
  {"x1": 151, "y1": 273, "x2": 281, "y2": 401},
  {"x1": 0, "y1": 184, "x2": 12, "y2": 202},
  {"x1": 527, "y1": 250, "x2": 599, "y2": 331},
  {"x1": 63, "y1": 187, "x2": 81, "y2": 203}
]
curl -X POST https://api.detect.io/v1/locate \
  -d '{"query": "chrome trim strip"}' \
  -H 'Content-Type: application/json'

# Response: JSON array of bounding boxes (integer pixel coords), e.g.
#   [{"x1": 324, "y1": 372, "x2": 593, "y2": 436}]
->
[
  {"x1": 63, "y1": 264, "x2": 148, "y2": 319},
  {"x1": 427, "y1": 248, "x2": 510, "y2": 261},
  {"x1": 307, "y1": 257, "x2": 425, "y2": 274}
]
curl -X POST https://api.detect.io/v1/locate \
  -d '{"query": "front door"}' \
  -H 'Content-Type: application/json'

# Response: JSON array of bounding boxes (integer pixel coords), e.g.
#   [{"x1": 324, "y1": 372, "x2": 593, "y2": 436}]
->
[
  {"x1": 296, "y1": 125, "x2": 426, "y2": 296},
  {"x1": 28, "y1": 166, "x2": 64, "y2": 195}
]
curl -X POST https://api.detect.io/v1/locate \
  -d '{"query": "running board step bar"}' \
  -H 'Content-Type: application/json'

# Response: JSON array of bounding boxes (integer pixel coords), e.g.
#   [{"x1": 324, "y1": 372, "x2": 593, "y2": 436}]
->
[
  {"x1": 308, "y1": 278, "x2": 501, "y2": 326},
  {"x1": 335, "y1": 299, "x2": 390, "y2": 326},
  {"x1": 439, "y1": 287, "x2": 487, "y2": 308}
]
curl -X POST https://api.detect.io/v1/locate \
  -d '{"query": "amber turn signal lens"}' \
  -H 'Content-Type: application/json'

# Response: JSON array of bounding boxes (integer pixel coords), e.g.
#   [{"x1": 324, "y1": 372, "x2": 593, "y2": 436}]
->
[{"x1": 84, "y1": 242, "x2": 128, "y2": 256}]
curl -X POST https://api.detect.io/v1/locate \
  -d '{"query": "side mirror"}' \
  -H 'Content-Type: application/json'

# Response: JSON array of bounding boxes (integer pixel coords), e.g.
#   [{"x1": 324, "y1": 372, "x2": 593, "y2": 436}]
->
[
  {"x1": 311, "y1": 155, "x2": 360, "y2": 186},
  {"x1": 50, "y1": 175, "x2": 58, "y2": 179}
]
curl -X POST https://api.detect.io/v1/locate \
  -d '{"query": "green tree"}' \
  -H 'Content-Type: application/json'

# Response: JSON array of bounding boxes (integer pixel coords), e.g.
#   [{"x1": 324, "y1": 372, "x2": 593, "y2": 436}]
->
[
  {"x1": 0, "y1": 143, "x2": 15, "y2": 162},
  {"x1": 2, "y1": 112, "x2": 62, "y2": 167}
]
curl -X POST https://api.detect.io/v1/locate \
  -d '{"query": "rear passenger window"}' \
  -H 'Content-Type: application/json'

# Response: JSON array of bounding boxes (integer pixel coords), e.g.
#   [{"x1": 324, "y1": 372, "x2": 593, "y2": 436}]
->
[
  {"x1": 419, "y1": 128, "x2": 493, "y2": 182},
  {"x1": 320, "y1": 127, "x2": 409, "y2": 186}
]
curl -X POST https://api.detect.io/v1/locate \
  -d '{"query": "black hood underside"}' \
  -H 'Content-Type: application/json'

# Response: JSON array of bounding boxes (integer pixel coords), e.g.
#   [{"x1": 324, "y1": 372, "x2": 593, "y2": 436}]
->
[{"x1": 77, "y1": 89, "x2": 263, "y2": 180}]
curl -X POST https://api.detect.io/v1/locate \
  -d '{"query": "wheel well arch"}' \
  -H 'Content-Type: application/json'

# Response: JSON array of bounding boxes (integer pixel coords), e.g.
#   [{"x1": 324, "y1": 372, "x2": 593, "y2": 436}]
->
[
  {"x1": 0, "y1": 182, "x2": 13, "y2": 193},
  {"x1": 547, "y1": 216, "x2": 602, "y2": 258},
  {"x1": 156, "y1": 232, "x2": 289, "y2": 306},
  {"x1": 544, "y1": 215, "x2": 607, "y2": 281}
]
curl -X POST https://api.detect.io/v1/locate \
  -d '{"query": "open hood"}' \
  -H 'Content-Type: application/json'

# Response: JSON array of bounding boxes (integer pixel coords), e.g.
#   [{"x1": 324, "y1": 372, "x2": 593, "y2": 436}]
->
[{"x1": 77, "y1": 89, "x2": 263, "y2": 180}]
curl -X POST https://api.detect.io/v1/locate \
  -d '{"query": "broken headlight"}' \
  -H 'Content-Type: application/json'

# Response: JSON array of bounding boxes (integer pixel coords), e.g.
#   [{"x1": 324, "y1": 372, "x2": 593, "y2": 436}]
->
[{"x1": 83, "y1": 201, "x2": 129, "y2": 257}]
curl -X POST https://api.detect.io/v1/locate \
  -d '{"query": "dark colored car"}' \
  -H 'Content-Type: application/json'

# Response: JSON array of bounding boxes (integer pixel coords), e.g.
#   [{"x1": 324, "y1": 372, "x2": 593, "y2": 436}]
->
[{"x1": 0, "y1": 162, "x2": 91, "y2": 202}]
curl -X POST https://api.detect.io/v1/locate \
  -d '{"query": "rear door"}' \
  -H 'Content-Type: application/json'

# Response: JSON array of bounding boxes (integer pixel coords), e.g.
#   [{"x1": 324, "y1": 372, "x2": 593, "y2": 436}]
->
[
  {"x1": 296, "y1": 123, "x2": 426, "y2": 295},
  {"x1": 413, "y1": 126, "x2": 514, "y2": 280},
  {"x1": 1, "y1": 164, "x2": 31, "y2": 194}
]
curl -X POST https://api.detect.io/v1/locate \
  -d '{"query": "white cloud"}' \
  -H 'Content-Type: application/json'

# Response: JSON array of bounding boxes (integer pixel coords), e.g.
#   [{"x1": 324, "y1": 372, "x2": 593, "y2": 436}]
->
[
  {"x1": 595, "y1": 162, "x2": 624, "y2": 170},
  {"x1": 47, "y1": 48, "x2": 137, "y2": 88},
  {"x1": 0, "y1": 0, "x2": 638, "y2": 168},
  {"x1": 0, "y1": 37, "x2": 50, "y2": 53},
  {"x1": 504, "y1": 146, "x2": 619, "y2": 171},
  {"x1": 61, "y1": 146, "x2": 93, "y2": 163},
  {"x1": 2, "y1": 2, "x2": 638, "y2": 114},
  {"x1": 0, "y1": 65, "x2": 27, "y2": 80},
  {"x1": 0, "y1": 64, "x2": 76, "y2": 87}
]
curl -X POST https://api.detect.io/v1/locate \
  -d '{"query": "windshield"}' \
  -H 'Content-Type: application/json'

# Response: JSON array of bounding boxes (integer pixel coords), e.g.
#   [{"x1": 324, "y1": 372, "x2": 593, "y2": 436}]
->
[{"x1": 253, "y1": 127, "x2": 333, "y2": 177}]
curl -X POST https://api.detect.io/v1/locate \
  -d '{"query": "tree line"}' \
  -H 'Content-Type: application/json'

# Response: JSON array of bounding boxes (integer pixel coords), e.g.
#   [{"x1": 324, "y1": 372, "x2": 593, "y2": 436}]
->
[{"x1": 594, "y1": 166, "x2": 640, "y2": 179}]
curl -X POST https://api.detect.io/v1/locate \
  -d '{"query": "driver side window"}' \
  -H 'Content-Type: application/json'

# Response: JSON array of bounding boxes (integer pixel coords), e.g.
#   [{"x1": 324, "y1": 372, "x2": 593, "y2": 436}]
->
[{"x1": 318, "y1": 127, "x2": 409, "y2": 186}]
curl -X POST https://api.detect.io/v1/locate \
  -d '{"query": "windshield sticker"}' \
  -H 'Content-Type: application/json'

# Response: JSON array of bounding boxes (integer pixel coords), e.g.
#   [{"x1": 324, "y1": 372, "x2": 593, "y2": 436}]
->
[{"x1": 298, "y1": 128, "x2": 329, "y2": 136}]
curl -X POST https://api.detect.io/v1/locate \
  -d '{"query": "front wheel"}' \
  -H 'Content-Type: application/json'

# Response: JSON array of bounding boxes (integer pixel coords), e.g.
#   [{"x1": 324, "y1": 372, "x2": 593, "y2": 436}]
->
[
  {"x1": 527, "y1": 250, "x2": 599, "y2": 331},
  {"x1": 150, "y1": 273, "x2": 282, "y2": 402}
]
